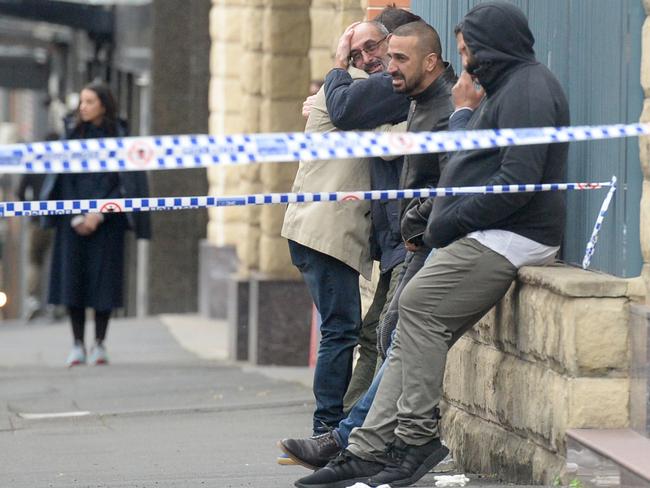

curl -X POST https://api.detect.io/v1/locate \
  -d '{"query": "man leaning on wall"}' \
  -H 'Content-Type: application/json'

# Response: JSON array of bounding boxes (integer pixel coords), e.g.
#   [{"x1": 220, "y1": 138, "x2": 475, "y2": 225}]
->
[
  {"x1": 281, "y1": 17, "x2": 410, "y2": 442},
  {"x1": 281, "y1": 18, "x2": 462, "y2": 473}
]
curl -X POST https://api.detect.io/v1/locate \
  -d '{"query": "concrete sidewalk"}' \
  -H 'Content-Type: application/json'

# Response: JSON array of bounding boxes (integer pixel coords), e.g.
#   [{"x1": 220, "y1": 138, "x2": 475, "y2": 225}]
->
[
  {"x1": 0, "y1": 315, "x2": 514, "y2": 488},
  {"x1": 0, "y1": 315, "x2": 316, "y2": 487}
]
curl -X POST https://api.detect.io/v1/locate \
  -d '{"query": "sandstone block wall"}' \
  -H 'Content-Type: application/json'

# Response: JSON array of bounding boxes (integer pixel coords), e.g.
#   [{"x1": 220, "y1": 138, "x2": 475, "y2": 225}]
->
[
  {"x1": 441, "y1": 265, "x2": 633, "y2": 484},
  {"x1": 209, "y1": 0, "x2": 311, "y2": 278},
  {"x1": 209, "y1": 0, "x2": 369, "y2": 278},
  {"x1": 208, "y1": 0, "x2": 245, "y2": 249}
]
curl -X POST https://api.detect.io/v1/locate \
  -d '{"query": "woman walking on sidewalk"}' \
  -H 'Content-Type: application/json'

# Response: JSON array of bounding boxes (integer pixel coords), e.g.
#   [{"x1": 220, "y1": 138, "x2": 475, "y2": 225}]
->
[{"x1": 41, "y1": 82, "x2": 151, "y2": 367}]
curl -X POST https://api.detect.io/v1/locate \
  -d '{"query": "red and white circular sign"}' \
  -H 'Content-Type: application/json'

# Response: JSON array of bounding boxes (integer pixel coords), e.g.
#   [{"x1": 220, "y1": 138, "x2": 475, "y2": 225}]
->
[
  {"x1": 127, "y1": 141, "x2": 155, "y2": 168},
  {"x1": 341, "y1": 194, "x2": 361, "y2": 201},
  {"x1": 100, "y1": 201, "x2": 123, "y2": 213},
  {"x1": 389, "y1": 133, "x2": 416, "y2": 153}
]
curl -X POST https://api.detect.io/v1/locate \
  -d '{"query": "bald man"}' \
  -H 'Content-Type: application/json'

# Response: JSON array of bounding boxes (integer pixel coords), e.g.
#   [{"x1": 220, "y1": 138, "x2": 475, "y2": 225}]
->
[{"x1": 294, "y1": 20, "x2": 457, "y2": 488}]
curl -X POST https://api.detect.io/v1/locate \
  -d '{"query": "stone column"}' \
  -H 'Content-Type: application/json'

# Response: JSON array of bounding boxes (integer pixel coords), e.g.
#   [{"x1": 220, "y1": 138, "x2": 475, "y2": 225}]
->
[
  {"x1": 207, "y1": 0, "x2": 315, "y2": 364},
  {"x1": 257, "y1": 0, "x2": 310, "y2": 277},
  {"x1": 243, "y1": 0, "x2": 314, "y2": 365},
  {"x1": 200, "y1": 0, "x2": 245, "y2": 319},
  {"x1": 207, "y1": 0, "x2": 366, "y2": 276},
  {"x1": 640, "y1": 0, "x2": 650, "y2": 303},
  {"x1": 237, "y1": 0, "x2": 265, "y2": 275},
  {"x1": 207, "y1": 0, "x2": 246, "y2": 248},
  {"x1": 149, "y1": 0, "x2": 210, "y2": 313},
  {"x1": 309, "y1": 1, "x2": 337, "y2": 80}
]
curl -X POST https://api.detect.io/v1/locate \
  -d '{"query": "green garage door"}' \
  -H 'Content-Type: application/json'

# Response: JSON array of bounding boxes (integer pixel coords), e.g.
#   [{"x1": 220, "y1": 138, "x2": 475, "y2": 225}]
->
[{"x1": 412, "y1": 0, "x2": 644, "y2": 277}]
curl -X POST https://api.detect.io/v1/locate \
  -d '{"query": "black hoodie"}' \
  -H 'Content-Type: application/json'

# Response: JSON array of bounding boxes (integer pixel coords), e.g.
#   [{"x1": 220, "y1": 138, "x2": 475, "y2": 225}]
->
[{"x1": 423, "y1": 2, "x2": 570, "y2": 249}]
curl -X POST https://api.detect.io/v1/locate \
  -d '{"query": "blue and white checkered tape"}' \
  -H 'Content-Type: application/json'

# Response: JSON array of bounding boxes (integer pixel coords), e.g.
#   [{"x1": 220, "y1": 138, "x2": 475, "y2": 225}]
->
[
  {"x1": 582, "y1": 176, "x2": 618, "y2": 269},
  {"x1": 0, "y1": 122, "x2": 647, "y2": 174},
  {"x1": 0, "y1": 181, "x2": 613, "y2": 218},
  {"x1": 1, "y1": 178, "x2": 616, "y2": 270}
]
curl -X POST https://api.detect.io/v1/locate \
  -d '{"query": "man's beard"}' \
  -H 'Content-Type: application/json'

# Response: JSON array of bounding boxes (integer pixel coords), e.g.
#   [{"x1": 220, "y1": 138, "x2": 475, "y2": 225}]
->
[
  {"x1": 465, "y1": 55, "x2": 481, "y2": 77},
  {"x1": 392, "y1": 71, "x2": 425, "y2": 95}
]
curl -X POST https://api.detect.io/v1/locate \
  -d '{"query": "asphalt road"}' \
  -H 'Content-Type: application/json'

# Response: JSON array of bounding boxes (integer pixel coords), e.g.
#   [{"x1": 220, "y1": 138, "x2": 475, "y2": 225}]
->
[{"x1": 0, "y1": 315, "x2": 518, "y2": 488}]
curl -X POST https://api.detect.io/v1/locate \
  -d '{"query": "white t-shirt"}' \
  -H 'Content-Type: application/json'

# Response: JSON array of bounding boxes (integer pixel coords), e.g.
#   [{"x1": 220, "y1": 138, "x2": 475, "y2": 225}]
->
[{"x1": 467, "y1": 230, "x2": 559, "y2": 268}]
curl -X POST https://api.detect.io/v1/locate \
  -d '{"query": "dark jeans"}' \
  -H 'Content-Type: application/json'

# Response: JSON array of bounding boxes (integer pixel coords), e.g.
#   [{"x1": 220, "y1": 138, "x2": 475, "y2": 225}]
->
[
  {"x1": 343, "y1": 264, "x2": 404, "y2": 412},
  {"x1": 288, "y1": 240, "x2": 362, "y2": 435}
]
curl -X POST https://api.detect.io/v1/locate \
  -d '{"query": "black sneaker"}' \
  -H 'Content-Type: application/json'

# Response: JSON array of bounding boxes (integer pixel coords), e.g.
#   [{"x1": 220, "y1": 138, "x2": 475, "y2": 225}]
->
[
  {"x1": 294, "y1": 450, "x2": 384, "y2": 488},
  {"x1": 279, "y1": 431, "x2": 342, "y2": 470},
  {"x1": 368, "y1": 437, "x2": 449, "y2": 487}
]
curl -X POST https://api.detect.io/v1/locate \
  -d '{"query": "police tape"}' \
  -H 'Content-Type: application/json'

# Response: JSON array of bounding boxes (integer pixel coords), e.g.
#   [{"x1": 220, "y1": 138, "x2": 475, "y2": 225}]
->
[
  {"x1": 0, "y1": 122, "x2": 647, "y2": 174},
  {"x1": 0, "y1": 181, "x2": 613, "y2": 218},
  {"x1": 582, "y1": 176, "x2": 617, "y2": 269}
]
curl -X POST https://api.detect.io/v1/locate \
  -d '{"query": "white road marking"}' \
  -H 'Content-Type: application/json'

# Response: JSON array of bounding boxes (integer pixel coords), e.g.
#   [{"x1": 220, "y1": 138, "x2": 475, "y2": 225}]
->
[{"x1": 18, "y1": 411, "x2": 92, "y2": 420}]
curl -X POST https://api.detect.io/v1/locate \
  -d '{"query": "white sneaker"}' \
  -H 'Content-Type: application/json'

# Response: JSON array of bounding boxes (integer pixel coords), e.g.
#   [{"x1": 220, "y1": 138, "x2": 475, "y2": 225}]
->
[
  {"x1": 89, "y1": 343, "x2": 109, "y2": 365},
  {"x1": 25, "y1": 296, "x2": 41, "y2": 321},
  {"x1": 66, "y1": 344, "x2": 86, "y2": 367}
]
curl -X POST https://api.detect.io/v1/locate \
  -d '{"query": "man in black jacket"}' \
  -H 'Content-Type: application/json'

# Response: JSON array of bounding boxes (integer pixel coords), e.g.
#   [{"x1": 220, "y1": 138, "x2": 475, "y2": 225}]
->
[
  {"x1": 372, "y1": 21, "x2": 458, "y2": 360},
  {"x1": 295, "y1": 3, "x2": 570, "y2": 487},
  {"x1": 287, "y1": 21, "x2": 457, "y2": 477}
]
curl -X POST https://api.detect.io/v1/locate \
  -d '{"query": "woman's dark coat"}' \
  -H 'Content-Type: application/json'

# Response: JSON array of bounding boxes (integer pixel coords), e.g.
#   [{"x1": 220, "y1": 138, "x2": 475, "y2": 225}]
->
[{"x1": 41, "y1": 120, "x2": 151, "y2": 310}]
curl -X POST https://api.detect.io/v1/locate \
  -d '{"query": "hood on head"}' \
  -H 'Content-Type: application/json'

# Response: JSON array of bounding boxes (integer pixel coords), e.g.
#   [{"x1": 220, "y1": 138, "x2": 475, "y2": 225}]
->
[{"x1": 462, "y1": 1, "x2": 536, "y2": 89}]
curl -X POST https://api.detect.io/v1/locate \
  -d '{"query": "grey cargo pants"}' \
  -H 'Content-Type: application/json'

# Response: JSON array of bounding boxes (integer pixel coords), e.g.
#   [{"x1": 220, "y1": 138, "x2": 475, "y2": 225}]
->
[{"x1": 347, "y1": 237, "x2": 518, "y2": 462}]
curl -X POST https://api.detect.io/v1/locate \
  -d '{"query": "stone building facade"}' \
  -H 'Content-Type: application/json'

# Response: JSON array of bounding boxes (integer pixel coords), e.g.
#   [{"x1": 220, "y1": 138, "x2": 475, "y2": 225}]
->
[
  {"x1": 641, "y1": 0, "x2": 650, "y2": 301},
  {"x1": 207, "y1": 0, "x2": 649, "y2": 483},
  {"x1": 208, "y1": 0, "x2": 365, "y2": 279}
]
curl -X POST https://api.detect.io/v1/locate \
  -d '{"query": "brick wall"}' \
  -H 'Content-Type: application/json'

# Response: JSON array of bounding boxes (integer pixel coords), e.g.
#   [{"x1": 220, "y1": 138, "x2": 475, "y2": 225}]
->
[
  {"x1": 310, "y1": 1, "x2": 365, "y2": 81},
  {"x1": 366, "y1": 0, "x2": 411, "y2": 20}
]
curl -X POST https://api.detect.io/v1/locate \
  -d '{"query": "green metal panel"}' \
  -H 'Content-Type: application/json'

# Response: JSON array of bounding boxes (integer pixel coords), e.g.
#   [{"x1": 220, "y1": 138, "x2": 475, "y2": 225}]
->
[{"x1": 412, "y1": 0, "x2": 644, "y2": 277}]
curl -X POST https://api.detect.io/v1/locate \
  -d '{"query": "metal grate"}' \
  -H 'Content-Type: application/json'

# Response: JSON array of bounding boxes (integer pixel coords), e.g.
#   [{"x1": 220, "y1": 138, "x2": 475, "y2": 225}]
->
[{"x1": 412, "y1": 0, "x2": 644, "y2": 277}]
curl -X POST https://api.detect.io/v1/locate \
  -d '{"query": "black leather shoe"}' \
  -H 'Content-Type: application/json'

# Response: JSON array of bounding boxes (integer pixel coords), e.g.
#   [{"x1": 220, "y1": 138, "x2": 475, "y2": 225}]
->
[
  {"x1": 368, "y1": 437, "x2": 449, "y2": 487},
  {"x1": 294, "y1": 450, "x2": 384, "y2": 488},
  {"x1": 279, "y1": 431, "x2": 342, "y2": 470}
]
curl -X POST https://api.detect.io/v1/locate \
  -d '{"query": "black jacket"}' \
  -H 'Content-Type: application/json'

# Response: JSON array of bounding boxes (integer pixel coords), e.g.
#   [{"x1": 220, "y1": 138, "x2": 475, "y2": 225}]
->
[
  {"x1": 399, "y1": 63, "x2": 456, "y2": 246},
  {"x1": 324, "y1": 69, "x2": 411, "y2": 272},
  {"x1": 324, "y1": 70, "x2": 409, "y2": 130},
  {"x1": 424, "y1": 2, "x2": 570, "y2": 249},
  {"x1": 40, "y1": 119, "x2": 151, "y2": 239}
]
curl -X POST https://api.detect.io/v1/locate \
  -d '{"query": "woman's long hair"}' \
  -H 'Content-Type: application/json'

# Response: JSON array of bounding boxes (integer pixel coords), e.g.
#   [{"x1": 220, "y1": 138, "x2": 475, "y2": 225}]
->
[{"x1": 72, "y1": 81, "x2": 119, "y2": 137}]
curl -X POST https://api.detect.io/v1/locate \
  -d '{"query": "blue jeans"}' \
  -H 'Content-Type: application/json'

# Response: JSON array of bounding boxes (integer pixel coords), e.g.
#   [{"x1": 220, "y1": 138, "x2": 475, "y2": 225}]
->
[
  {"x1": 336, "y1": 356, "x2": 387, "y2": 446},
  {"x1": 288, "y1": 240, "x2": 361, "y2": 435}
]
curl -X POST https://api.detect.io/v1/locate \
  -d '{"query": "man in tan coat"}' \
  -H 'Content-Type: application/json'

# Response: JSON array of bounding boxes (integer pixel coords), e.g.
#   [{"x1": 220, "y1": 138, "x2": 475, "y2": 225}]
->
[{"x1": 281, "y1": 21, "x2": 407, "y2": 438}]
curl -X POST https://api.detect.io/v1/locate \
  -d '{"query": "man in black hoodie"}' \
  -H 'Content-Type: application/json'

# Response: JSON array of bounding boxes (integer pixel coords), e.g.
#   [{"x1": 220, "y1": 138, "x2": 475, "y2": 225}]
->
[{"x1": 294, "y1": 3, "x2": 570, "y2": 487}]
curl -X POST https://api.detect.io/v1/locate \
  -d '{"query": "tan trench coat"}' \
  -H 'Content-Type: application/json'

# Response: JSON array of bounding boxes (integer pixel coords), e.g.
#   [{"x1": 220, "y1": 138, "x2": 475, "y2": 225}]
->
[{"x1": 281, "y1": 67, "x2": 373, "y2": 279}]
